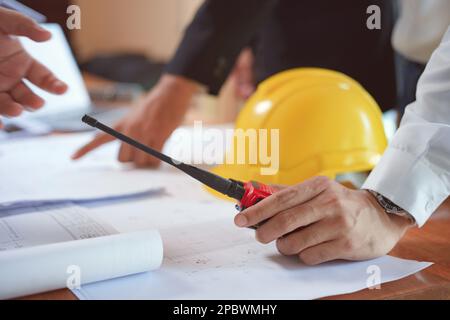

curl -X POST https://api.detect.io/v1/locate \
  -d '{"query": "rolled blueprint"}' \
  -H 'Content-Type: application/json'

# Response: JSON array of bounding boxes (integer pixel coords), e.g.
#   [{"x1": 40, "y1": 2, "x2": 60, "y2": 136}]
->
[{"x1": 0, "y1": 230, "x2": 163, "y2": 299}]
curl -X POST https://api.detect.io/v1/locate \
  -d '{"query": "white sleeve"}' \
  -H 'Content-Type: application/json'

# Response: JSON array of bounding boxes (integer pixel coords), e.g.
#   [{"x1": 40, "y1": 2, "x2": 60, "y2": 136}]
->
[{"x1": 363, "y1": 27, "x2": 450, "y2": 227}]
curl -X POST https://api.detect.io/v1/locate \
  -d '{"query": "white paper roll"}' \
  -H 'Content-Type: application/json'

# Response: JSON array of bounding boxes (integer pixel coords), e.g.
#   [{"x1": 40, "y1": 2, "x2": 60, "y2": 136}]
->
[{"x1": 0, "y1": 230, "x2": 163, "y2": 299}]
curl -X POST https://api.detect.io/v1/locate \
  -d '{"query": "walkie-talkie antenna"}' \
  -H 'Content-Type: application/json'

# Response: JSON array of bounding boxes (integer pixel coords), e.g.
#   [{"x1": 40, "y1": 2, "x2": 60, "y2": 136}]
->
[{"x1": 82, "y1": 115, "x2": 245, "y2": 201}]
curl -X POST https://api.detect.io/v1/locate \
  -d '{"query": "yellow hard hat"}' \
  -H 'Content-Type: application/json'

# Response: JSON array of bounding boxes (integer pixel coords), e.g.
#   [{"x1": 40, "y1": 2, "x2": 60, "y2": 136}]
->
[{"x1": 210, "y1": 68, "x2": 387, "y2": 195}]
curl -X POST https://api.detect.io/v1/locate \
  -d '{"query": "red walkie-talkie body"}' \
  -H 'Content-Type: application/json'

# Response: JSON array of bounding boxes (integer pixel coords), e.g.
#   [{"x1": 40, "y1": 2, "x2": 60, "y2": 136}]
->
[{"x1": 238, "y1": 181, "x2": 275, "y2": 211}]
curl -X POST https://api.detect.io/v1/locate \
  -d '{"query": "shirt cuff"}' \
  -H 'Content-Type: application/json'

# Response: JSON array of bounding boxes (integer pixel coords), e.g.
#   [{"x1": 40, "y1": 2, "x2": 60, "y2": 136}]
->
[{"x1": 362, "y1": 146, "x2": 448, "y2": 227}]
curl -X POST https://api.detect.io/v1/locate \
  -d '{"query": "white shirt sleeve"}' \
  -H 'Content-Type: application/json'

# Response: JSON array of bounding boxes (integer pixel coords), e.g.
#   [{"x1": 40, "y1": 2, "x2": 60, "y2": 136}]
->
[
  {"x1": 363, "y1": 26, "x2": 450, "y2": 227},
  {"x1": 392, "y1": 0, "x2": 450, "y2": 63}
]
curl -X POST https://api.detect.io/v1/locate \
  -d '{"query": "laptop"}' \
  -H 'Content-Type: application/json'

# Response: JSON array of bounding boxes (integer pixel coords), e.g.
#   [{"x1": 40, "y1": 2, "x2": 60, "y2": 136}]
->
[{"x1": 4, "y1": 23, "x2": 128, "y2": 134}]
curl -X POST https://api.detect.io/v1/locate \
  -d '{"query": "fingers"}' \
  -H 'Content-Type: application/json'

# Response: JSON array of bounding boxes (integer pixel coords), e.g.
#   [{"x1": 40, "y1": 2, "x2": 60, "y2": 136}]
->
[
  {"x1": 133, "y1": 139, "x2": 163, "y2": 167},
  {"x1": 9, "y1": 81, "x2": 44, "y2": 110},
  {"x1": 71, "y1": 132, "x2": 116, "y2": 160},
  {"x1": 234, "y1": 176, "x2": 330, "y2": 228},
  {"x1": 0, "y1": 82, "x2": 45, "y2": 118},
  {"x1": 0, "y1": 92, "x2": 23, "y2": 117},
  {"x1": 298, "y1": 240, "x2": 344, "y2": 265},
  {"x1": 117, "y1": 138, "x2": 163, "y2": 166},
  {"x1": 117, "y1": 124, "x2": 138, "y2": 163},
  {"x1": 0, "y1": 8, "x2": 51, "y2": 42},
  {"x1": 119, "y1": 139, "x2": 163, "y2": 167},
  {"x1": 268, "y1": 184, "x2": 287, "y2": 193},
  {"x1": 118, "y1": 142, "x2": 134, "y2": 163},
  {"x1": 255, "y1": 201, "x2": 325, "y2": 244},
  {"x1": 72, "y1": 118, "x2": 164, "y2": 167},
  {"x1": 133, "y1": 148, "x2": 160, "y2": 167},
  {"x1": 118, "y1": 123, "x2": 164, "y2": 167},
  {"x1": 26, "y1": 59, "x2": 67, "y2": 95},
  {"x1": 275, "y1": 220, "x2": 340, "y2": 256}
]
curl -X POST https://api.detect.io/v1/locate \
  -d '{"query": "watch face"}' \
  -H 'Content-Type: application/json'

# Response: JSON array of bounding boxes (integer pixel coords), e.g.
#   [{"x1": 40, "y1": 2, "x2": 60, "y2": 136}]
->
[
  {"x1": 382, "y1": 196, "x2": 404, "y2": 213},
  {"x1": 369, "y1": 190, "x2": 404, "y2": 214},
  {"x1": 368, "y1": 190, "x2": 414, "y2": 223}
]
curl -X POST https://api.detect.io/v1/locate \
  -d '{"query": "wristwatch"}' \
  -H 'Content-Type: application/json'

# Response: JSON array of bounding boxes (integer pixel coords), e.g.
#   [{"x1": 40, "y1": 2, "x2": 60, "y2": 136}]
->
[{"x1": 367, "y1": 190, "x2": 416, "y2": 223}]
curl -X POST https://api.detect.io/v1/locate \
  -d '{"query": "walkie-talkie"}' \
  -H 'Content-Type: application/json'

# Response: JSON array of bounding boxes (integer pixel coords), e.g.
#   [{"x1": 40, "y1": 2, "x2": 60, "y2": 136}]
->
[{"x1": 82, "y1": 115, "x2": 275, "y2": 228}]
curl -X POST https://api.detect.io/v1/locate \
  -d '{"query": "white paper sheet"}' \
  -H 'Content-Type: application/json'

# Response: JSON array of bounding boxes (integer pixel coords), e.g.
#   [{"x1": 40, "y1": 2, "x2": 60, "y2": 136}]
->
[
  {"x1": 0, "y1": 206, "x2": 163, "y2": 299},
  {"x1": 73, "y1": 198, "x2": 432, "y2": 300},
  {"x1": 0, "y1": 132, "x2": 213, "y2": 203}
]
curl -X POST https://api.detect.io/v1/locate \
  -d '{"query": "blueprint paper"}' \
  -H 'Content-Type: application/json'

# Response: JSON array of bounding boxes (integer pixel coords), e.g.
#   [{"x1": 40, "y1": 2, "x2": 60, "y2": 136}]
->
[
  {"x1": 73, "y1": 198, "x2": 432, "y2": 300},
  {"x1": 0, "y1": 206, "x2": 163, "y2": 299}
]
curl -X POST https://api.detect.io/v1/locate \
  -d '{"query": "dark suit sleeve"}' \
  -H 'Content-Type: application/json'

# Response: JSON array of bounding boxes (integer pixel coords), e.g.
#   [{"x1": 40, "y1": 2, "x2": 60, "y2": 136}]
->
[{"x1": 164, "y1": 0, "x2": 278, "y2": 95}]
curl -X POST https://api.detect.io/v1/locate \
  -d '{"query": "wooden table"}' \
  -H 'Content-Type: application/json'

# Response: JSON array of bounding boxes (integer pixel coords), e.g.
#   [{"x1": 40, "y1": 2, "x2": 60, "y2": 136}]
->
[{"x1": 23, "y1": 198, "x2": 450, "y2": 300}]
